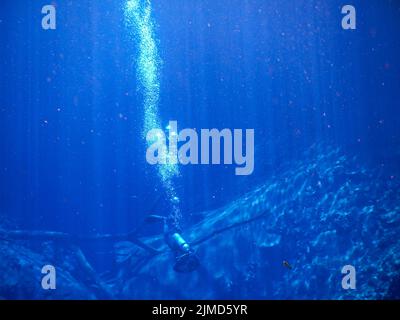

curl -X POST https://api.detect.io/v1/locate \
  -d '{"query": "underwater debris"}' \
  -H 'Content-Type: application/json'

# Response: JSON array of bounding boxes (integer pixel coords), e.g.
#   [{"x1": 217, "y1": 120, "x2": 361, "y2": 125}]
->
[
  {"x1": 1, "y1": 146, "x2": 400, "y2": 299},
  {"x1": 0, "y1": 238, "x2": 110, "y2": 299},
  {"x1": 0, "y1": 229, "x2": 160, "y2": 255}
]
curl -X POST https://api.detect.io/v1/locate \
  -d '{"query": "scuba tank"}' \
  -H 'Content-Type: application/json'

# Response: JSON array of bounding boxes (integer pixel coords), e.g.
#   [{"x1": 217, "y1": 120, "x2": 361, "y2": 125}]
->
[
  {"x1": 164, "y1": 221, "x2": 200, "y2": 273},
  {"x1": 145, "y1": 215, "x2": 200, "y2": 273}
]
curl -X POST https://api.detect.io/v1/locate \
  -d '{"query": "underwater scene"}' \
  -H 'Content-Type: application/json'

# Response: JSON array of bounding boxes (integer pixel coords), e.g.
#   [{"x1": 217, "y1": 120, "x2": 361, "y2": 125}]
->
[{"x1": 0, "y1": 0, "x2": 399, "y2": 300}]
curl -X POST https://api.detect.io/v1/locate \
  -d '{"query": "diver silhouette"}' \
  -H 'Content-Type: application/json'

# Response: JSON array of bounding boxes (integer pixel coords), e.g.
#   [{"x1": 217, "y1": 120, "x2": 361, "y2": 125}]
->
[{"x1": 145, "y1": 215, "x2": 200, "y2": 273}]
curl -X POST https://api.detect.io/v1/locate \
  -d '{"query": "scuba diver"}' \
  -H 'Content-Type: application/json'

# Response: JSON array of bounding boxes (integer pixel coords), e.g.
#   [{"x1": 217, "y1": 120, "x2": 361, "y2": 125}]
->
[{"x1": 145, "y1": 215, "x2": 200, "y2": 273}]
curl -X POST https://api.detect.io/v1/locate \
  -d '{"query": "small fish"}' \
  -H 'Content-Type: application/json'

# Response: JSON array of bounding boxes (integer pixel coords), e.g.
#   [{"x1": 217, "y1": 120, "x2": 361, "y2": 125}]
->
[{"x1": 282, "y1": 260, "x2": 293, "y2": 270}]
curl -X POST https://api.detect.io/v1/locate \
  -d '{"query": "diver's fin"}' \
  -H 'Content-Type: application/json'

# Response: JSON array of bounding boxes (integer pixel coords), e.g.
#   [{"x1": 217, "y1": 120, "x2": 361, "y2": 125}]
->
[{"x1": 144, "y1": 215, "x2": 166, "y2": 224}]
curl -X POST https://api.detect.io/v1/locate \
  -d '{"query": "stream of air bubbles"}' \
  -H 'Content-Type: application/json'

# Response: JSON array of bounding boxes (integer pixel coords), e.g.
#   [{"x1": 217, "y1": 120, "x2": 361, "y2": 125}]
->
[{"x1": 125, "y1": 0, "x2": 181, "y2": 226}]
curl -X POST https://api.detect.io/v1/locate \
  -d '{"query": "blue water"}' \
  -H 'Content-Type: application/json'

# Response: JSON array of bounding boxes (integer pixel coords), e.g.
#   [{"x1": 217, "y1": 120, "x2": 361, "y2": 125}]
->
[{"x1": 0, "y1": 0, "x2": 399, "y2": 299}]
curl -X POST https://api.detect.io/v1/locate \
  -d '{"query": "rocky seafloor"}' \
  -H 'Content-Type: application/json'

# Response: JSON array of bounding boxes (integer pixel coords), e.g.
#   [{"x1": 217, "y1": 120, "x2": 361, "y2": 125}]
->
[{"x1": 1, "y1": 146, "x2": 399, "y2": 299}]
